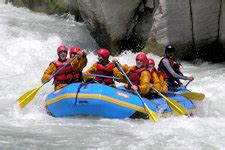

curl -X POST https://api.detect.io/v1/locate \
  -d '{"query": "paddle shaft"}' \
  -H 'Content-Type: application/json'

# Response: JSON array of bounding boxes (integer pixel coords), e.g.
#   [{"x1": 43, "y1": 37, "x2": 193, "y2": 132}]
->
[
  {"x1": 115, "y1": 62, "x2": 146, "y2": 107},
  {"x1": 151, "y1": 84, "x2": 186, "y2": 115},
  {"x1": 185, "y1": 80, "x2": 191, "y2": 88},
  {"x1": 116, "y1": 62, "x2": 158, "y2": 121},
  {"x1": 83, "y1": 73, "x2": 120, "y2": 81},
  {"x1": 43, "y1": 56, "x2": 77, "y2": 84},
  {"x1": 151, "y1": 86, "x2": 167, "y2": 99},
  {"x1": 17, "y1": 55, "x2": 78, "y2": 108}
]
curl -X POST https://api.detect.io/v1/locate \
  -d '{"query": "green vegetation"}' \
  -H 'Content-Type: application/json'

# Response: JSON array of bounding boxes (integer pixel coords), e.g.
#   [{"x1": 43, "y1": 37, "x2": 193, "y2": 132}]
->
[
  {"x1": 43, "y1": 0, "x2": 69, "y2": 14},
  {"x1": 9, "y1": 0, "x2": 69, "y2": 15},
  {"x1": 10, "y1": 0, "x2": 26, "y2": 7}
]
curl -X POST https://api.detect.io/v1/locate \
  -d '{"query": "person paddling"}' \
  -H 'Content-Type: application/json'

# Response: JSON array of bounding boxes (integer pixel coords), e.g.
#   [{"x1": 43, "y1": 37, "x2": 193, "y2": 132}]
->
[
  {"x1": 158, "y1": 44, "x2": 194, "y2": 90},
  {"x1": 113, "y1": 53, "x2": 151, "y2": 96},
  {"x1": 69, "y1": 46, "x2": 87, "y2": 83},
  {"x1": 41, "y1": 45, "x2": 85, "y2": 91},
  {"x1": 84, "y1": 48, "x2": 122, "y2": 87},
  {"x1": 148, "y1": 58, "x2": 168, "y2": 92}
]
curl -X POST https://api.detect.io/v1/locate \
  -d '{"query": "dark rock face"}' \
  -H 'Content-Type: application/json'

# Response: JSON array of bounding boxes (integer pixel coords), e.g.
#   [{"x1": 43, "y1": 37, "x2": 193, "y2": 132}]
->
[
  {"x1": 191, "y1": 0, "x2": 224, "y2": 62},
  {"x1": 145, "y1": 0, "x2": 225, "y2": 62},
  {"x1": 9, "y1": 0, "x2": 225, "y2": 62},
  {"x1": 76, "y1": 0, "x2": 150, "y2": 52},
  {"x1": 120, "y1": 1, "x2": 155, "y2": 52}
]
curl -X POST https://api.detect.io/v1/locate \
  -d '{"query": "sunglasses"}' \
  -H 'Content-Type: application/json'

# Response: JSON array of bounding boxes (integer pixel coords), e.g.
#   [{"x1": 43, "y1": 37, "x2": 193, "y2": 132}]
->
[
  {"x1": 71, "y1": 52, "x2": 77, "y2": 55},
  {"x1": 136, "y1": 59, "x2": 145, "y2": 62},
  {"x1": 58, "y1": 50, "x2": 67, "y2": 54}
]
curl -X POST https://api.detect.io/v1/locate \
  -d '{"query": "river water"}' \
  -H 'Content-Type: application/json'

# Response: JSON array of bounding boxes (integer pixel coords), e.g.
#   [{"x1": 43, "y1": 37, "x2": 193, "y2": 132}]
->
[{"x1": 0, "y1": 2, "x2": 225, "y2": 149}]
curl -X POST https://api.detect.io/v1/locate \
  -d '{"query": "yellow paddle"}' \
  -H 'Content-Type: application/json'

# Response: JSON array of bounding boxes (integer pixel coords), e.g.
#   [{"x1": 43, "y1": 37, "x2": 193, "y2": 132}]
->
[
  {"x1": 151, "y1": 87, "x2": 186, "y2": 115},
  {"x1": 17, "y1": 56, "x2": 78, "y2": 108},
  {"x1": 182, "y1": 80, "x2": 205, "y2": 101},
  {"x1": 173, "y1": 92, "x2": 205, "y2": 101},
  {"x1": 17, "y1": 85, "x2": 44, "y2": 108},
  {"x1": 116, "y1": 62, "x2": 157, "y2": 122}
]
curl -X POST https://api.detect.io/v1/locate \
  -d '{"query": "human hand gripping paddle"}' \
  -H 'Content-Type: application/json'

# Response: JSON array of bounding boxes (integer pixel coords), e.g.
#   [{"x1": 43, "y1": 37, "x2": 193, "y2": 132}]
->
[
  {"x1": 151, "y1": 86, "x2": 186, "y2": 116},
  {"x1": 115, "y1": 62, "x2": 157, "y2": 122},
  {"x1": 17, "y1": 55, "x2": 78, "y2": 108}
]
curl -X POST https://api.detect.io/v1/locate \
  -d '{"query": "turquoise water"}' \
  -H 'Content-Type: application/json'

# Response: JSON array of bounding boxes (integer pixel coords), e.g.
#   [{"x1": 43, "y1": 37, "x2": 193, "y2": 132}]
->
[{"x1": 0, "y1": 2, "x2": 225, "y2": 149}]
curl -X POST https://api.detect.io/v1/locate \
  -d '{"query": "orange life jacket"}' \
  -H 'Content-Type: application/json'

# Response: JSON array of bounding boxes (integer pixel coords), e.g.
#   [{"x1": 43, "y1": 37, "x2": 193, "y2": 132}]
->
[
  {"x1": 128, "y1": 66, "x2": 148, "y2": 86},
  {"x1": 95, "y1": 62, "x2": 115, "y2": 85},
  {"x1": 51, "y1": 58, "x2": 73, "y2": 84}
]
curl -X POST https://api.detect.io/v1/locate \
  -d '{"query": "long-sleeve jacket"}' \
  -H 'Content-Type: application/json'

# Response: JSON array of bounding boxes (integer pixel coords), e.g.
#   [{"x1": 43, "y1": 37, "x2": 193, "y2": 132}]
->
[
  {"x1": 148, "y1": 67, "x2": 168, "y2": 92},
  {"x1": 83, "y1": 62, "x2": 123, "y2": 86},
  {"x1": 160, "y1": 58, "x2": 188, "y2": 80},
  {"x1": 150, "y1": 71, "x2": 162, "y2": 92},
  {"x1": 158, "y1": 73, "x2": 168, "y2": 91},
  {"x1": 120, "y1": 64, "x2": 151, "y2": 95},
  {"x1": 41, "y1": 56, "x2": 87, "y2": 91}
]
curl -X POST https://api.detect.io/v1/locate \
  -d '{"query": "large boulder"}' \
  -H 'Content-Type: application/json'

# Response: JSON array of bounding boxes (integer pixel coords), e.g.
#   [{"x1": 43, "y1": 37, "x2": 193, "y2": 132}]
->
[
  {"x1": 144, "y1": 0, "x2": 194, "y2": 59},
  {"x1": 144, "y1": 0, "x2": 225, "y2": 61},
  {"x1": 191, "y1": 0, "x2": 222, "y2": 61},
  {"x1": 76, "y1": 0, "x2": 140, "y2": 50},
  {"x1": 220, "y1": 0, "x2": 225, "y2": 58},
  {"x1": 76, "y1": 0, "x2": 155, "y2": 52},
  {"x1": 9, "y1": 0, "x2": 225, "y2": 61}
]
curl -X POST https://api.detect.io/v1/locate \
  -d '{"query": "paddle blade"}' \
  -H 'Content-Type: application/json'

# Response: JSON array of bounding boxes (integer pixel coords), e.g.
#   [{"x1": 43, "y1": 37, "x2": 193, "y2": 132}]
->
[
  {"x1": 180, "y1": 92, "x2": 205, "y2": 101},
  {"x1": 144, "y1": 103, "x2": 157, "y2": 122},
  {"x1": 17, "y1": 85, "x2": 42, "y2": 108},
  {"x1": 166, "y1": 98, "x2": 186, "y2": 116}
]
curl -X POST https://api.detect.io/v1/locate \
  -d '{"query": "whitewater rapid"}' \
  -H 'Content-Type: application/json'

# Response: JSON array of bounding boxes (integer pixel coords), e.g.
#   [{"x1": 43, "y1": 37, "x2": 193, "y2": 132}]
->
[{"x1": 0, "y1": 2, "x2": 225, "y2": 149}]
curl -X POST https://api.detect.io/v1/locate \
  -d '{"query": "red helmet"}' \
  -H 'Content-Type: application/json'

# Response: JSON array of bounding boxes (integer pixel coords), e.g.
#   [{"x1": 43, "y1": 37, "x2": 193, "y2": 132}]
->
[
  {"x1": 57, "y1": 45, "x2": 68, "y2": 53},
  {"x1": 70, "y1": 46, "x2": 81, "y2": 55},
  {"x1": 148, "y1": 58, "x2": 155, "y2": 66},
  {"x1": 97, "y1": 48, "x2": 110, "y2": 59},
  {"x1": 136, "y1": 53, "x2": 147, "y2": 62}
]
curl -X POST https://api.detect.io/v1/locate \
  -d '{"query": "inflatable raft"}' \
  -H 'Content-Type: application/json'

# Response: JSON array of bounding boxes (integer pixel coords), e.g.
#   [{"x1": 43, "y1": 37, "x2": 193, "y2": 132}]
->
[{"x1": 45, "y1": 82, "x2": 196, "y2": 119}]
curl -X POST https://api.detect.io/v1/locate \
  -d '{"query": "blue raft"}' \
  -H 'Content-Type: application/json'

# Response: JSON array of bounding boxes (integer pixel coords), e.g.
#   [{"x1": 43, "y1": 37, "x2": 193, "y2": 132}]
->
[{"x1": 45, "y1": 83, "x2": 195, "y2": 119}]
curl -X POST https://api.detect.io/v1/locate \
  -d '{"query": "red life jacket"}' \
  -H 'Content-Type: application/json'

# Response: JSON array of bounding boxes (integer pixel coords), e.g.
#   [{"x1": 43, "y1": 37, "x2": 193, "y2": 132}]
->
[
  {"x1": 158, "y1": 57, "x2": 182, "y2": 79},
  {"x1": 68, "y1": 57, "x2": 83, "y2": 83},
  {"x1": 95, "y1": 62, "x2": 115, "y2": 85},
  {"x1": 51, "y1": 58, "x2": 73, "y2": 84},
  {"x1": 155, "y1": 69, "x2": 161, "y2": 75},
  {"x1": 128, "y1": 66, "x2": 148, "y2": 86},
  {"x1": 71, "y1": 68, "x2": 83, "y2": 83}
]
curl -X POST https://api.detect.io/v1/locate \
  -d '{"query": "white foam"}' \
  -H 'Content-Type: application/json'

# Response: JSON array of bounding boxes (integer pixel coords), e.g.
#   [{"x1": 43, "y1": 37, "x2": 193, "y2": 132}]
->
[{"x1": 1, "y1": 2, "x2": 225, "y2": 149}]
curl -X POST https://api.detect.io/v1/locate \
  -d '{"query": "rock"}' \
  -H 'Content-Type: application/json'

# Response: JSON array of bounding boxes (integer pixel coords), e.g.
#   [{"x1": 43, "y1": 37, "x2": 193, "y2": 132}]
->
[
  {"x1": 191, "y1": 0, "x2": 222, "y2": 61},
  {"x1": 77, "y1": 0, "x2": 143, "y2": 52},
  {"x1": 144, "y1": 0, "x2": 225, "y2": 61},
  {"x1": 68, "y1": 0, "x2": 81, "y2": 21},
  {"x1": 120, "y1": 0, "x2": 155, "y2": 52},
  {"x1": 9, "y1": 0, "x2": 225, "y2": 61},
  {"x1": 9, "y1": 0, "x2": 70, "y2": 14},
  {"x1": 192, "y1": 0, "x2": 220, "y2": 47},
  {"x1": 144, "y1": 0, "x2": 195, "y2": 59},
  {"x1": 220, "y1": 0, "x2": 225, "y2": 52}
]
